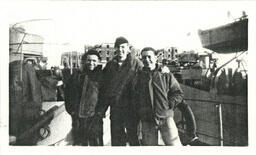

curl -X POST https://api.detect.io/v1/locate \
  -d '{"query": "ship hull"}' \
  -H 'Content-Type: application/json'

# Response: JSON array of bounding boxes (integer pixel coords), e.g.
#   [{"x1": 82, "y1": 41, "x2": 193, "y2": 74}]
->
[
  {"x1": 174, "y1": 84, "x2": 248, "y2": 146},
  {"x1": 198, "y1": 18, "x2": 248, "y2": 53}
]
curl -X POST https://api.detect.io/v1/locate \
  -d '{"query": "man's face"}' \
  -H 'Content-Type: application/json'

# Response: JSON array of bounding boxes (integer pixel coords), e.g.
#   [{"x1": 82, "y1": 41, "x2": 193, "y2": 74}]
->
[
  {"x1": 84, "y1": 54, "x2": 99, "y2": 70},
  {"x1": 141, "y1": 50, "x2": 157, "y2": 70},
  {"x1": 116, "y1": 43, "x2": 130, "y2": 62}
]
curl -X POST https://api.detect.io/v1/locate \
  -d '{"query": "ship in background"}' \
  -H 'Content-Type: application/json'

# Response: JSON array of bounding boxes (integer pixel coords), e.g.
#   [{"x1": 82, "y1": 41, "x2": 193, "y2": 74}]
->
[
  {"x1": 9, "y1": 23, "x2": 68, "y2": 145},
  {"x1": 9, "y1": 26, "x2": 45, "y2": 64},
  {"x1": 172, "y1": 14, "x2": 248, "y2": 146}
]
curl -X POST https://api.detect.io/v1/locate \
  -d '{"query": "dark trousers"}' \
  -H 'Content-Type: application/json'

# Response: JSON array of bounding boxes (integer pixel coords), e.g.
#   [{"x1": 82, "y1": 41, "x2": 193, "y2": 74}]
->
[
  {"x1": 110, "y1": 112, "x2": 140, "y2": 146},
  {"x1": 72, "y1": 116, "x2": 103, "y2": 146}
]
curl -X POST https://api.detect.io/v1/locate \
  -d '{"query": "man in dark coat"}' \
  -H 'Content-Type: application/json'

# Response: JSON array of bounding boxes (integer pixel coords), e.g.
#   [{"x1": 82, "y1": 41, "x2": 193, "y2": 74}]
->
[
  {"x1": 134, "y1": 47, "x2": 183, "y2": 146},
  {"x1": 64, "y1": 49, "x2": 103, "y2": 146},
  {"x1": 96, "y1": 37, "x2": 143, "y2": 146}
]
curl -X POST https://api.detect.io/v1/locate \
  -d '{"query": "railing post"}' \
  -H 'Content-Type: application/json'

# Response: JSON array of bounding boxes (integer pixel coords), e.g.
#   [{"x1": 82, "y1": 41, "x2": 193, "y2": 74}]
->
[{"x1": 217, "y1": 103, "x2": 224, "y2": 146}]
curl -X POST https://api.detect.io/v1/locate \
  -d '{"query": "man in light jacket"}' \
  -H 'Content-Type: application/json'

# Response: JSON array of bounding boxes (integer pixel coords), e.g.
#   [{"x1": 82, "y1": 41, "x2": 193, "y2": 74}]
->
[{"x1": 134, "y1": 47, "x2": 183, "y2": 146}]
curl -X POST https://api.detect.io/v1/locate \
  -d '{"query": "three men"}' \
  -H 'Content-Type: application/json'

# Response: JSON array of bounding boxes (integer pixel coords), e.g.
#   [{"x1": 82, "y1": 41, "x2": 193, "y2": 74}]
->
[
  {"x1": 64, "y1": 37, "x2": 184, "y2": 146},
  {"x1": 96, "y1": 37, "x2": 143, "y2": 146},
  {"x1": 134, "y1": 47, "x2": 183, "y2": 146}
]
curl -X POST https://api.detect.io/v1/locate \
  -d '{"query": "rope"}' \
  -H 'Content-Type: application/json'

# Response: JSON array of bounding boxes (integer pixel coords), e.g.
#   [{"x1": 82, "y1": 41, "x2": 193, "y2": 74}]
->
[{"x1": 48, "y1": 138, "x2": 66, "y2": 146}]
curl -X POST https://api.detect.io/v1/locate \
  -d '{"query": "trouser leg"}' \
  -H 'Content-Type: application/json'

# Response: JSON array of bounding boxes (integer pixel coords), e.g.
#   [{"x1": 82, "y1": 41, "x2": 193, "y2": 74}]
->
[
  {"x1": 98, "y1": 119, "x2": 104, "y2": 146},
  {"x1": 88, "y1": 136, "x2": 97, "y2": 146},
  {"x1": 160, "y1": 117, "x2": 182, "y2": 146},
  {"x1": 71, "y1": 116, "x2": 81, "y2": 145},
  {"x1": 95, "y1": 119, "x2": 104, "y2": 146},
  {"x1": 79, "y1": 118, "x2": 89, "y2": 146},
  {"x1": 141, "y1": 121, "x2": 158, "y2": 146},
  {"x1": 89, "y1": 135, "x2": 103, "y2": 146},
  {"x1": 88, "y1": 134, "x2": 103, "y2": 146},
  {"x1": 89, "y1": 119, "x2": 104, "y2": 146},
  {"x1": 125, "y1": 118, "x2": 140, "y2": 146},
  {"x1": 110, "y1": 119, "x2": 126, "y2": 146}
]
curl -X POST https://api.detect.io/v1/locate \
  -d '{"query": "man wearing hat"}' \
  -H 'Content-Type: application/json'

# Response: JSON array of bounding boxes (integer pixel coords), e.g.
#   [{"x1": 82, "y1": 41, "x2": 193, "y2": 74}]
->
[{"x1": 95, "y1": 37, "x2": 143, "y2": 146}]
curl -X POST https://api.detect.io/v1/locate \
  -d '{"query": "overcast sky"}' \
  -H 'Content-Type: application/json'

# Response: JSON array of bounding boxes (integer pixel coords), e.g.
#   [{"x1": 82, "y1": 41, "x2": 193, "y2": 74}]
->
[{"x1": 3, "y1": 1, "x2": 254, "y2": 67}]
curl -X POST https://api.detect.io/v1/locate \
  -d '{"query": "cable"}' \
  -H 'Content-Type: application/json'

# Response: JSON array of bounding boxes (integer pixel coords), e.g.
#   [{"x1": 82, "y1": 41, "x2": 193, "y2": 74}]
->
[{"x1": 11, "y1": 19, "x2": 53, "y2": 36}]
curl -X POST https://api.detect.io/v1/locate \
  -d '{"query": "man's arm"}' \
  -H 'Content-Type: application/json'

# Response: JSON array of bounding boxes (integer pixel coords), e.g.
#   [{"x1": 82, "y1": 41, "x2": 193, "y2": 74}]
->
[
  {"x1": 64, "y1": 71, "x2": 79, "y2": 116},
  {"x1": 95, "y1": 62, "x2": 112, "y2": 117},
  {"x1": 168, "y1": 73, "x2": 184, "y2": 109},
  {"x1": 130, "y1": 71, "x2": 142, "y2": 118}
]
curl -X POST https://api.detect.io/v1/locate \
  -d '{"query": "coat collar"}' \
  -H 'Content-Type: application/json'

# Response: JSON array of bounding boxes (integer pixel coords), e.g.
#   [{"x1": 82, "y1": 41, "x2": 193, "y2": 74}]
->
[
  {"x1": 142, "y1": 64, "x2": 161, "y2": 73},
  {"x1": 81, "y1": 65, "x2": 102, "y2": 74},
  {"x1": 112, "y1": 53, "x2": 132, "y2": 64}
]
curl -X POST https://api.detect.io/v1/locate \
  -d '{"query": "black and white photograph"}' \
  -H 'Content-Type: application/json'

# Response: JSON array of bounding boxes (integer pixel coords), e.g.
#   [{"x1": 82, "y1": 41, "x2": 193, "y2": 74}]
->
[{"x1": 0, "y1": 0, "x2": 255, "y2": 154}]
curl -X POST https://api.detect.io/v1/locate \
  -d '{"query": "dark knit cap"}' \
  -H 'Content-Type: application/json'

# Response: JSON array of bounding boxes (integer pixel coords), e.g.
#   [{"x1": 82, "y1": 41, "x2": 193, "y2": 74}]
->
[{"x1": 114, "y1": 36, "x2": 129, "y2": 48}]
